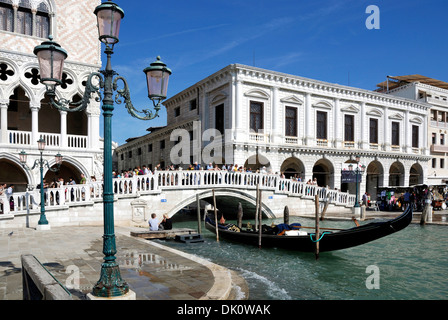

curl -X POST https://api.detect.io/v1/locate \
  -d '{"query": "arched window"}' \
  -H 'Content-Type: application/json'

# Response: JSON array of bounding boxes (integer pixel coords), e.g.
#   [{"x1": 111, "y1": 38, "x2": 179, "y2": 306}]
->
[
  {"x1": 16, "y1": 0, "x2": 32, "y2": 36},
  {"x1": 0, "y1": 0, "x2": 50, "y2": 38},
  {"x1": 0, "y1": 1, "x2": 14, "y2": 32},
  {"x1": 35, "y1": 1, "x2": 49, "y2": 38}
]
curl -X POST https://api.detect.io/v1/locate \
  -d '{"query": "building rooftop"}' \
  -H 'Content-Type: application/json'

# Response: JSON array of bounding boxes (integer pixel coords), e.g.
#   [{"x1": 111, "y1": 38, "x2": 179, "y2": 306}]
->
[{"x1": 376, "y1": 74, "x2": 448, "y2": 92}]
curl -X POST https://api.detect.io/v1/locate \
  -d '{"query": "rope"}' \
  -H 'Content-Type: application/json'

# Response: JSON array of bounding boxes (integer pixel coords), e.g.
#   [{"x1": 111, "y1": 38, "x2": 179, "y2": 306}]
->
[{"x1": 309, "y1": 231, "x2": 331, "y2": 242}]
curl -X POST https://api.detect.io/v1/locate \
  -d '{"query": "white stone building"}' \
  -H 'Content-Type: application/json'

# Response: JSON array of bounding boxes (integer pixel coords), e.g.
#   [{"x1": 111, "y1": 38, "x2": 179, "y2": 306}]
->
[
  {"x1": 116, "y1": 64, "x2": 432, "y2": 198},
  {"x1": 376, "y1": 75, "x2": 448, "y2": 185},
  {"x1": 0, "y1": 0, "x2": 103, "y2": 192}
]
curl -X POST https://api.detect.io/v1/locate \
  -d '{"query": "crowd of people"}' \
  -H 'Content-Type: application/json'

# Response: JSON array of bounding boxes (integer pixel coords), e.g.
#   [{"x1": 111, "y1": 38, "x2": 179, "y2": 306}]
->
[
  {"x1": 0, "y1": 184, "x2": 14, "y2": 213},
  {"x1": 113, "y1": 162, "x2": 312, "y2": 184}
]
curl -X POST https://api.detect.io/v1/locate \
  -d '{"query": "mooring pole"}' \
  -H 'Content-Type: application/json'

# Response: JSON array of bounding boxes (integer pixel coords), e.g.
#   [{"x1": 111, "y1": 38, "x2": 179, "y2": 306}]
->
[
  {"x1": 258, "y1": 188, "x2": 262, "y2": 249},
  {"x1": 255, "y1": 184, "x2": 259, "y2": 231},
  {"x1": 237, "y1": 202, "x2": 243, "y2": 229},
  {"x1": 213, "y1": 189, "x2": 219, "y2": 242},
  {"x1": 315, "y1": 194, "x2": 320, "y2": 260},
  {"x1": 420, "y1": 187, "x2": 432, "y2": 226},
  {"x1": 196, "y1": 194, "x2": 201, "y2": 234},
  {"x1": 284, "y1": 205, "x2": 289, "y2": 225}
]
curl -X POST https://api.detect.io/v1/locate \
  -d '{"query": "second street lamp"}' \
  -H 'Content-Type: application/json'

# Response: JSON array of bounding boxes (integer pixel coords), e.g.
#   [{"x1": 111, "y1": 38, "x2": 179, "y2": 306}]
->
[
  {"x1": 19, "y1": 139, "x2": 63, "y2": 230},
  {"x1": 33, "y1": 1, "x2": 171, "y2": 299}
]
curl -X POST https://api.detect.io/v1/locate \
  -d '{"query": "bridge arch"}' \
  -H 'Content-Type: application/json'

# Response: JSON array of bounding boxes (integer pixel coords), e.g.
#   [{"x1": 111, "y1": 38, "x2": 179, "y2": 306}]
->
[{"x1": 165, "y1": 189, "x2": 276, "y2": 219}]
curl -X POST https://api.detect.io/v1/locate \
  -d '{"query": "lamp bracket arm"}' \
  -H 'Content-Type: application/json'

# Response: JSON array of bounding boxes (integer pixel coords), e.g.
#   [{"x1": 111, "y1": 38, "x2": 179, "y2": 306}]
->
[
  {"x1": 113, "y1": 75, "x2": 160, "y2": 121},
  {"x1": 30, "y1": 159, "x2": 40, "y2": 171},
  {"x1": 46, "y1": 72, "x2": 103, "y2": 112}
]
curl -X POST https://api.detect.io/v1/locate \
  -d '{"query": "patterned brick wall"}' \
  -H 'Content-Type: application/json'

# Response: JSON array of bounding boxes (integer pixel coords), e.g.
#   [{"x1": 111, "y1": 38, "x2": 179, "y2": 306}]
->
[
  {"x1": 56, "y1": 0, "x2": 101, "y2": 66},
  {"x1": 0, "y1": 0, "x2": 101, "y2": 67}
]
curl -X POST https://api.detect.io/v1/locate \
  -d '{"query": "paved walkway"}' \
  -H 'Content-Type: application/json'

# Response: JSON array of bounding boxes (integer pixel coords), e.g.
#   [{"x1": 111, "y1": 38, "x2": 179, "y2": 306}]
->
[{"x1": 0, "y1": 225, "x2": 248, "y2": 300}]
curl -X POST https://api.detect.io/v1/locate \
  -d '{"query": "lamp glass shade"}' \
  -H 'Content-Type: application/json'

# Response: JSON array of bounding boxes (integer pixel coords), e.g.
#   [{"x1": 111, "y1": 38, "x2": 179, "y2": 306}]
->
[
  {"x1": 19, "y1": 150, "x2": 27, "y2": 164},
  {"x1": 33, "y1": 37, "x2": 68, "y2": 87},
  {"x1": 143, "y1": 57, "x2": 171, "y2": 100},
  {"x1": 55, "y1": 153, "x2": 63, "y2": 165},
  {"x1": 94, "y1": 2, "x2": 124, "y2": 44},
  {"x1": 37, "y1": 138, "x2": 46, "y2": 152}
]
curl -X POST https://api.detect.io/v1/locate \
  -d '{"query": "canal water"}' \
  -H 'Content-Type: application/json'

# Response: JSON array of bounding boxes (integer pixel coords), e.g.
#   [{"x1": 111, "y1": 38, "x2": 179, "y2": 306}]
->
[{"x1": 155, "y1": 215, "x2": 448, "y2": 300}]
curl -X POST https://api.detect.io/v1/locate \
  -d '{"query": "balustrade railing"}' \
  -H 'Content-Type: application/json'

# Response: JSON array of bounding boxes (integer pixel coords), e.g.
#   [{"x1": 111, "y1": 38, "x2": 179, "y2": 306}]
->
[
  {"x1": 5, "y1": 131, "x2": 88, "y2": 149},
  {"x1": 1, "y1": 171, "x2": 355, "y2": 215}
]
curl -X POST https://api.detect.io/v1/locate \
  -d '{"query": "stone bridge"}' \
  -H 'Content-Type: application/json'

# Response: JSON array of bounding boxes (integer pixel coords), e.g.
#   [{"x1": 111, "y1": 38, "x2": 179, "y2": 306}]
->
[{"x1": 0, "y1": 171, "x2": 355, "y2": 229}]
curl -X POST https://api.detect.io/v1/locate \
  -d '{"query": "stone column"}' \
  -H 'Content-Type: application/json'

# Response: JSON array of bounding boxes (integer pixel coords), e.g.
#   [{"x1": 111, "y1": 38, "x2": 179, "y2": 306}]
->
[
  {"x1": 360, "y1": 102, "x2": 368, "y2": 149},
  {"x1": 404, "y1": 110, "x2": 411, "y2": 153},
  {"x1": 383, "y1": 107, "x2": 390, "y2": 151},
  {"x1": 304, "y1": 93, "x2": 313, "y2": 145},
  {"x1": 31, "y1": 9, "x2": 37, "y2": 37},
  {"x1": 0, "y1": 101, "x2": 8, "y2": 144},
  {"x1": 422, "y1": 112, "x2": 429, "y2": 155},
  {"x1": 12, "y1": 5, "x2": 18, "y2": 33},
  {"x1": 60, "y1": 110, "x2": 67, "y2": 148},
  {"x1": 270, "y1": 86, "x2": 280, "y2": 143},
  {"x1": 233, "y1": 76, "x2": 244, "y2": 141},
  {"x1": 334, "y1": 98, "x2": 341, "y2": 148},
  {"x1": 88, "y1": 106, "x2": 101, "y2": 150},
  {"x1": 30, "y1": 103, "x2": 40, "y2": 146}
]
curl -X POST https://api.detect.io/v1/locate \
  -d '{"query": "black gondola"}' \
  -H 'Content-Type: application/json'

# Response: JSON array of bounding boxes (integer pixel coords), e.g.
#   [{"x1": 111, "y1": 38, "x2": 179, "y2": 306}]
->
[{"x1": 205, "y1": 205, "x2": 413, "y2": 252}]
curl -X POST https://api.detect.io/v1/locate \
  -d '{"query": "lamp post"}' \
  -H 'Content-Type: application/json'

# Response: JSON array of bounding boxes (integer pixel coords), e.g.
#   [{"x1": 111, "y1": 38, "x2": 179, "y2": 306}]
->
[
  {"x1": 353, "y1": 155, "x2": 366, "y2": 208},
  {"x1": 32, "y1": 1, "x2": 171, "y2": 298},
  {"x1": 19, "y1": 138, "x2": 63, "y2": 230}
]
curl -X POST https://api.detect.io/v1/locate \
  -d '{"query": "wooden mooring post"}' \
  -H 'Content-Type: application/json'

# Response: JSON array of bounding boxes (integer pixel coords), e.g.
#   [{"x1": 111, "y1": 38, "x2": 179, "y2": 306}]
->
[
  {"x1": 315, "y1": 194, "x2": 320, "y2": 260},
  {"x1": 237, "y1": 202, "x2": 243, "y2": 229},
  {"x1": 258, "y1": 188, "x2": 262, "y2": 249},
  {"x1": 196, "y1": 194, "x2": 201, "y2": 234},
  {"x1": 213, "y1": 189, "x2": 219, "y2": 242},
  {"x1": 284, "y1": 206, "x2": 289, "y2": 225}
]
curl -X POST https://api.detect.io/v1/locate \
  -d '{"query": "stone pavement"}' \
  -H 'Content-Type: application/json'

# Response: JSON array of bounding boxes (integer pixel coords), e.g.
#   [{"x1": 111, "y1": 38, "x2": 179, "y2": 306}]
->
[{"x1": 0, "y1": 225, "x2": 248, "y2": 300}]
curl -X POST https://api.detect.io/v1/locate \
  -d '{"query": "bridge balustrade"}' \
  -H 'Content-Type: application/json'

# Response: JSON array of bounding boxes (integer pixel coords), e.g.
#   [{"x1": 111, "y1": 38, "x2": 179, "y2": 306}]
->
[{"x1": 3, "y1": 171, "x2": 355, "y2": 215}]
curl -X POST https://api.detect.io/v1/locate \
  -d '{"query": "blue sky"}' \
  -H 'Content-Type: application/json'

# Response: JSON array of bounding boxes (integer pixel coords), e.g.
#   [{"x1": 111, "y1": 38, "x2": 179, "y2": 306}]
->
[{"x1": 102, "y1": 0, "x2": 448, "y2": 145}]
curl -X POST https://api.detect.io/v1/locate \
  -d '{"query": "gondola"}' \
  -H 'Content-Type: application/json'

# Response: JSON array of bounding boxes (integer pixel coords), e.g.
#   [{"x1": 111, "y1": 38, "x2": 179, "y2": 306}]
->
[{"x1": 205, "y1": 205, "x2": 413, "y2": 252}]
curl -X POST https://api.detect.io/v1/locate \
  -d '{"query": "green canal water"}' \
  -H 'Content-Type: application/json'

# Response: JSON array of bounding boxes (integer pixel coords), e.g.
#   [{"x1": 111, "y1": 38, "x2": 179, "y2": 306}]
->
[{"x1": 156, "y1": 215, "x2": 448, "y2": 300}]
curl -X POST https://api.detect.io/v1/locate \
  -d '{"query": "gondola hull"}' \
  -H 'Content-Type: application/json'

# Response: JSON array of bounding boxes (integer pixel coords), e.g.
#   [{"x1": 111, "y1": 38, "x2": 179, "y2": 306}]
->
[{"x1": 205, "y1": 205, "x2": 413, "y2": 252}]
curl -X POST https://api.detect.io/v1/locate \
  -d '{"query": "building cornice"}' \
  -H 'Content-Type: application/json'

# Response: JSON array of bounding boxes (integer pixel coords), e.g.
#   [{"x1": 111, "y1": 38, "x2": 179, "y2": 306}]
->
[{"x1": 232, "y1": 64, "x2": 431, "y2": 112}]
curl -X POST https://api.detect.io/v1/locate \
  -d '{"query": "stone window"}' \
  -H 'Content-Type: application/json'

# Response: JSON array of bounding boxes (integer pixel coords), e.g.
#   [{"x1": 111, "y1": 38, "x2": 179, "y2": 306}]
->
[
  {"x1": 250, "y1": 101, "x2": 263, "y2": 132},
  {"x1": 215, "y1": 103, "x2": 224, "y2": 134},
  {"x1": 316, "y1": 111, "x2": 327, "y2": 140},
  {"x1": 189, "y1": 98, "x2": 197, "y2": 110},
  {"x1": 344, "y1": 114, "x2": 354, "y2": 142},
  {"x1": 412, "y1": 125, "x2": 419, "y2": 148},
  {"x1": 285, "y1": 106, "x2": 297, "y2": 137},
  {"x1": 391, "y1": 121, "x2": 400, "y2": 146},
  {"x1": 0, "y1": 0, "x2": 50, "y2": 38},
  {"x1": 369, "y1": 118, "x2": 378, "y2": 144}
]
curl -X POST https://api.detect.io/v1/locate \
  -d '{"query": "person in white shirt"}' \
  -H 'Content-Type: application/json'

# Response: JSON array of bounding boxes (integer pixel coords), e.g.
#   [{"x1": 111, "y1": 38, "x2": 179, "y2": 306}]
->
[{"x1": 148, "y1": 213, "x2": 160, "y2": 231}]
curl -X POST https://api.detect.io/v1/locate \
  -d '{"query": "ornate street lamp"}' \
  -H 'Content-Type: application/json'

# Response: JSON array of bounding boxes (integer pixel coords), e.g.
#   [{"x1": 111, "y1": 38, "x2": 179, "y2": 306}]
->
[
  {"x1": 353, "y1": 155, "x2": 366, "y2": 208},
  {"x1": 19, "y1": 139, "x2": 63, "y2": 229},
  {"x1": 33, "y1": 1, "x2": 171, "y2": 298}
]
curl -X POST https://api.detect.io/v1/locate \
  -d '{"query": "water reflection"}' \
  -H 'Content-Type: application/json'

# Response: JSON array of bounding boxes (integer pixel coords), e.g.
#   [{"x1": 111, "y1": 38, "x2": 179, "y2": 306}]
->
[{"x1": 119, "y1": 251, "x2": 193, "y2": 272}]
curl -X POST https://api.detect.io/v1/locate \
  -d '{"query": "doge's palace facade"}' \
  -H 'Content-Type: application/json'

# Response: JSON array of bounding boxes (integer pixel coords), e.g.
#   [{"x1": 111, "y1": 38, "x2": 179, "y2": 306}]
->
[{"x1": 0, "y1": 0, "x2": 103, "y2": 191}]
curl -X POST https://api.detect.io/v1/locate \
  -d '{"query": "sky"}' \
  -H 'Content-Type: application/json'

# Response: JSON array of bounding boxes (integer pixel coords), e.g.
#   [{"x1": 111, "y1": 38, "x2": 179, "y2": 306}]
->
[{"x1": 101, "y1": 0, "x2": 448, "y2": 146}]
